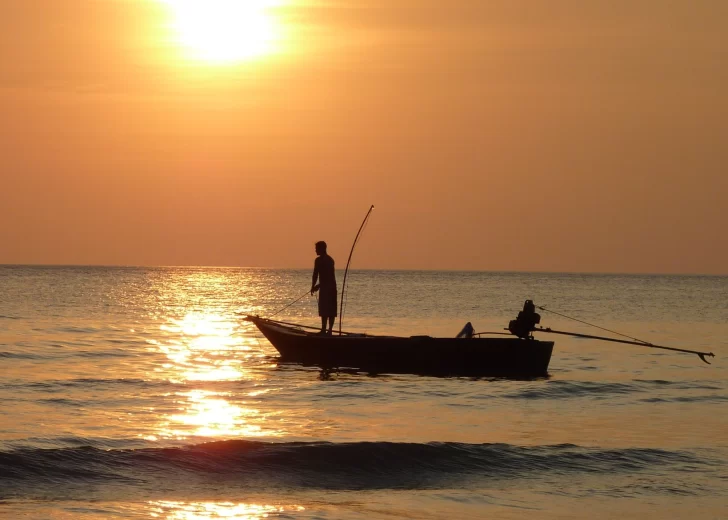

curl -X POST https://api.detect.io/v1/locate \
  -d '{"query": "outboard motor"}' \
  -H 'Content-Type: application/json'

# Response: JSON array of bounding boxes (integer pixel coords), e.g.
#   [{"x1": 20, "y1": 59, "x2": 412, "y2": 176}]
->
[{"x1": 508, "y1": 300, "x2": 541, "y2": 339}]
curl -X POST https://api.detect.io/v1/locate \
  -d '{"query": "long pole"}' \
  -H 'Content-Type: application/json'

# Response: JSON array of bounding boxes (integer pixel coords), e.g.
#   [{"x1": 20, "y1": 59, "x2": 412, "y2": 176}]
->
[
  {"x1": 535, "y1": 327, "x2": 715, "y2": 364},
  {"x1": 339, "y1": 205, "x2": 375, "y2": 334}
]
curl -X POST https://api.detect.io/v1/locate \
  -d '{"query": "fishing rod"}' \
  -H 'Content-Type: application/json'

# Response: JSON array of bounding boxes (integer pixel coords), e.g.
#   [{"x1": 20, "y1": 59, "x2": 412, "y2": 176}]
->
[
  {"x1": 339, "y1": 204, "x2": 375, "y2": 334},
  {"x1": 240, "y1": 281, "x2": 323, "y2": 322},
  {"x1": 266, "y1": 289, "x2": 311, "y2": 318},
  {"x1": 527, "y1": 304, "x2": 714, "y2": 364},
  {"x1": 536, "y1": 305, "x2": 654, "y2": 345},
  {"x1": 534, "y1": 327, "x2": 715, "y2": 364}
]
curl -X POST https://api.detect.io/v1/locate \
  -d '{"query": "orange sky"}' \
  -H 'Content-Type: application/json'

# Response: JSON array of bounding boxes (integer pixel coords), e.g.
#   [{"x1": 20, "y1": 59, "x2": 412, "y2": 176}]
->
[{"x1": 1, "y1": 0, "x2": 726, "y2": 273}]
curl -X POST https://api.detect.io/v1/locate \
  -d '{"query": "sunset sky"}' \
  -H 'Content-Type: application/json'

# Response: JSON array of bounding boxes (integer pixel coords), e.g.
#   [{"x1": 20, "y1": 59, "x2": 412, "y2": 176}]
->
[{"x1": 1, "y1": 0, "x2": 726, "y2": 273}]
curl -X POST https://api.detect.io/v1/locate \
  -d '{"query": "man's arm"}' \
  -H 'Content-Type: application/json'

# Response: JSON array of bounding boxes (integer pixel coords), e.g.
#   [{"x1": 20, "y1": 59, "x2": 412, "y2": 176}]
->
[{"x1": 311, "y1": 259, "x2": 320, "y2": 295}]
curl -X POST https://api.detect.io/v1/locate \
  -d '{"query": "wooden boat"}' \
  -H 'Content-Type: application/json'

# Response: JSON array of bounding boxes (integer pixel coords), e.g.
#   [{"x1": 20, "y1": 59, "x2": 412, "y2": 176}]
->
[{"x1": 245, "y1": 306, "x2": 554, "y2": 377}]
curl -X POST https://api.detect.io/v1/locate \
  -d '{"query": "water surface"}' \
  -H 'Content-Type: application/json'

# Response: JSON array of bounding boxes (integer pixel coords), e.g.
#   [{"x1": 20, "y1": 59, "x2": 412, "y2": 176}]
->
[{"x1": 1, "y1": 266, "x2": 726, "y2": 519}]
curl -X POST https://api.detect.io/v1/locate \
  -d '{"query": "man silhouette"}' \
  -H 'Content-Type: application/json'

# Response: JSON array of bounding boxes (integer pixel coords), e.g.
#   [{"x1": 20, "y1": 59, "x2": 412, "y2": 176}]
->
[{"x1": 311, "y1": 241, "x2": 337, "y2": 334}]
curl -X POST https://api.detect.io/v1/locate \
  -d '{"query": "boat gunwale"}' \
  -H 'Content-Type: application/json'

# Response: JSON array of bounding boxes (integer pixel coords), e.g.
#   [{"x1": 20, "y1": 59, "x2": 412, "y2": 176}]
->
[
  {"x1": 245, "y1": 315, "x2": 554, "y2": 344},
  {"x1": 245, "y1": 315, "x2": 390, "y2": 338}
]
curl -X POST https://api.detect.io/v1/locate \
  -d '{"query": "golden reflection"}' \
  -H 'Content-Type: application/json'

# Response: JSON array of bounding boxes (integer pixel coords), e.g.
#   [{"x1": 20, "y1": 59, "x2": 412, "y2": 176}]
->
[
  {"x1": 158, "y1": 312, "x2": 255, "y2": 383},
  {"x1": 148, "y1": 310, "x2": 284, "y2": 440},
  {"x1": 144, "y1": 389, "x2": 282, "y2": 441},
  {"x1": 169, "y1": 389, "x2": 271, "y2": 438},
  {"x1": 160, "y1": 0, "x2": 284, "y2": 63},
  {"x1": 148, "y1": 501, "x2": 305, "y2": 519}
]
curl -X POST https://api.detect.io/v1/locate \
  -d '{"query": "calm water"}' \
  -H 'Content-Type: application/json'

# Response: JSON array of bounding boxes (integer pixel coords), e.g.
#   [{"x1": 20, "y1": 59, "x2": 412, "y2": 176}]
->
[{"x1": 0, "y1": 266, "x2": 726, "y2": 519}]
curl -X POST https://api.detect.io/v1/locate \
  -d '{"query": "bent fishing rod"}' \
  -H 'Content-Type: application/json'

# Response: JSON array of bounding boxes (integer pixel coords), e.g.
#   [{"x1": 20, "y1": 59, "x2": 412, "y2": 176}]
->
[{"x1": 339, "y1": 204, "x2": 375, "y2": 334}]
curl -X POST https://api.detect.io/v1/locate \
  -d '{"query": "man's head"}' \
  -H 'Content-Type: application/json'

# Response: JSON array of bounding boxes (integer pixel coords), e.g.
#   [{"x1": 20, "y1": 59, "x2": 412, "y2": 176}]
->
[{"x1": 315, "y1": 241, "x2": 327, "y2": 255}]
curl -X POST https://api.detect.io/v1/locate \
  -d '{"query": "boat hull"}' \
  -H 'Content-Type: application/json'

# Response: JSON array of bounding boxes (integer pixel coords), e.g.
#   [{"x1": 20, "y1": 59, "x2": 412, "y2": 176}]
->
[{"x1": 247, "y1": 317, "x2": 554, "y2": 377}]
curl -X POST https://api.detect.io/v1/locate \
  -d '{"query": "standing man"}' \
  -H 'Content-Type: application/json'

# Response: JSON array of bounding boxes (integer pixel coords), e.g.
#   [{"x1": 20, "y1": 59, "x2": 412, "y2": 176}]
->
[{"x1": 311, "y1": 241, "x2": 337, "y2": 335}]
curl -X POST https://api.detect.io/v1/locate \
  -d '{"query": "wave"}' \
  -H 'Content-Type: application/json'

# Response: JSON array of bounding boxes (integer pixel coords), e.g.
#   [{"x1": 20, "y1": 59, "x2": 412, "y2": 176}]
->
[
  {"x1": 639, "y1": 395, "x2": 728, "y2": 403},
  {"x1": 0, "y1": 378, "x2": 251, "y2": 395},
  {"x1": 0, "y1": 378, "x2": 155, "y2": 391},
  {"x1": 0, "y1": 440, "x2": 713, "y2": 499},
  {"x1": 51, "y1": 326, "x2": 103, "y2": 334},
  {"x1": 0, "y1": 351, "x2": 42, "y2": 360},
  {"x1": 505, "y1": 381, "x2": 636, "y2": 399},
  {"x1": 503, "y1": 379, "x2": 726, "y2": 400},
  {"x1": 0, "y1": 346, "x2": 139, "y2": 361}
]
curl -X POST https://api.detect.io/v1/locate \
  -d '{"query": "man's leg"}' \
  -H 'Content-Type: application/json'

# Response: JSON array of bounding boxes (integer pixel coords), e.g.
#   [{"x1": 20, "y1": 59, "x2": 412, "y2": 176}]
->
[
  {"x1": 321, "y1": 316, "x2": 326, "y2": 333},
  {"x1": 327, "y1": 316, "x2": 335, "y2": 334}
]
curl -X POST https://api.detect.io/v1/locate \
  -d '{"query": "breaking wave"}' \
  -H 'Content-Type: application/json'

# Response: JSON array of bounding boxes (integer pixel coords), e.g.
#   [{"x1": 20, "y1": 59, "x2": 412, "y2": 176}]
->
[{"x1": 0, "y1": 440, "x2": 712, "y2": 499}]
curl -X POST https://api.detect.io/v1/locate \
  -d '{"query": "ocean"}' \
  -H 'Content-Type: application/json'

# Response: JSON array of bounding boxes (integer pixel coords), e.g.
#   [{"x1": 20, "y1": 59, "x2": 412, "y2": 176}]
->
[{"x1": 1, "y1": 266, "x2": 726, "y2": 519}]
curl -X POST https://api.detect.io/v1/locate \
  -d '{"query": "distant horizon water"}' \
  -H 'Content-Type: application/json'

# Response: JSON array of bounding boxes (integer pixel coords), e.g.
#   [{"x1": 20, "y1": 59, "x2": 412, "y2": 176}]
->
[{"x1": 2, "y1": 263, "x2": 727, "y2": 277}]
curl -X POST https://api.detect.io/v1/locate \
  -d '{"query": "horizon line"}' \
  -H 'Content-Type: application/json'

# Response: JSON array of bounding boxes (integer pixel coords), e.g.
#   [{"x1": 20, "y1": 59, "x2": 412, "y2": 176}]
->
[{"x1": 0, "y1": 263, "x2": 726, "y2": 277}]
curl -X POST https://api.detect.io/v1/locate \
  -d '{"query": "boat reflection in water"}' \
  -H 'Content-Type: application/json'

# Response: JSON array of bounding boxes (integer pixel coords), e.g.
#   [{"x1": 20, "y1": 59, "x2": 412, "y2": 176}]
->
[{"x1": 147, "y1": 501, "x2": 305, "y2": 519}]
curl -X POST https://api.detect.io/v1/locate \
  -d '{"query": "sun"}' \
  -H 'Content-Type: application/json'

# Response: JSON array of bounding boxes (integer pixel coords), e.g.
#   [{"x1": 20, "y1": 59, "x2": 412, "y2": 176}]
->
[{"x1": 162, "y1": 0, "x2": 280, "y2": 63}]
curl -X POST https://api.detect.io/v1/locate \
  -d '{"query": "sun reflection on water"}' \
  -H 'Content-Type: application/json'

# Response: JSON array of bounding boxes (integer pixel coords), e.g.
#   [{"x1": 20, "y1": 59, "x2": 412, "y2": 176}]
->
[
  {"x1": 146, "y1": 305, "x2": 283, "y2": 440},
  {"x1": 148, "y1": 501, "x2": 305, "y2": 519},
  {"x1": 168, "y1": 389, "x2": 268, "y2": 438},
  {"x1": 153, "y1": 311, "x2": 270, "y2": 383}
]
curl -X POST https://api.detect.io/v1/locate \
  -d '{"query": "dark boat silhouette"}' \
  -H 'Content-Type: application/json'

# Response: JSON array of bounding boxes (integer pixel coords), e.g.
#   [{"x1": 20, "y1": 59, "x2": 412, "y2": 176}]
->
[{"x1": 245, "y1": 302, "x2": 554, "y2": 377}]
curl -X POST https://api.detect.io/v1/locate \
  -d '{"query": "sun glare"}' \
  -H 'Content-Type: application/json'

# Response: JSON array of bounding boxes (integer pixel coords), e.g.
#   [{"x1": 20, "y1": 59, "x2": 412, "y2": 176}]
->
[{"x1": 162, "y1": 0, "x2": 280, "y2": 63}]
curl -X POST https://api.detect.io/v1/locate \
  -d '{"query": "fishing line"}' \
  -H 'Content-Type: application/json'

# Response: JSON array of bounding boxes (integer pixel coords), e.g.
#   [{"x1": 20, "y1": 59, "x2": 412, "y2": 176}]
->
[
  {"x1": 537, "y1": 305, "x2": 654, "y2": 345},
  {"x1": 268, "y1": 290, "x2": 311, "y2": 319}
]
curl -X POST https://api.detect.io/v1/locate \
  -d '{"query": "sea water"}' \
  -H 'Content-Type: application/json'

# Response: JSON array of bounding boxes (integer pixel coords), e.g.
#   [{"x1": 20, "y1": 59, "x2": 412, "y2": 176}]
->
[{"x1": 0, "y1": 266, "x2": 726, "y2": 519}]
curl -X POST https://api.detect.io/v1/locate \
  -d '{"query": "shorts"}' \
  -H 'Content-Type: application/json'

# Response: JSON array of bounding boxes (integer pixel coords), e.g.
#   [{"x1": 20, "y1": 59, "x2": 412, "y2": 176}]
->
[{"x1": 318, "y1": 289, "x2": 338, "y2": 317}]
